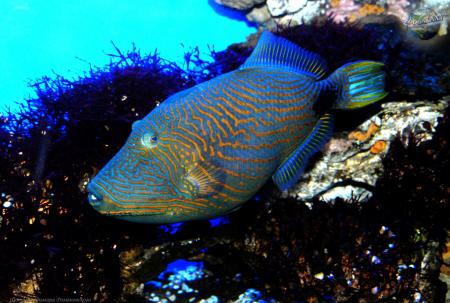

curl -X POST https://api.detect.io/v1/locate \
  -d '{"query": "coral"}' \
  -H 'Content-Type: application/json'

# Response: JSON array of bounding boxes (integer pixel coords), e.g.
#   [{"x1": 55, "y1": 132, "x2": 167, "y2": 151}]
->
[
  {"x1": 370, "y1": 140, "x2": 387, "y2": 154},
  {"x1": 358, "y1": 3, "x2": 385, "y2": 17},
  {"x1": 328, "y1": 0, "x2": 407, "y2": 23},
  {"x1": 348, "y1": 122, "x2": 379, "y2": 142},
  {"x1": 326, "y1": 0, "x2": 361, "y2": 23},
  {"x1": 386, "y1": 0, "x2": 410, "y2": 21},
  {"x1": 330, "y1": 0, "x2": 340, "y2": 8}
]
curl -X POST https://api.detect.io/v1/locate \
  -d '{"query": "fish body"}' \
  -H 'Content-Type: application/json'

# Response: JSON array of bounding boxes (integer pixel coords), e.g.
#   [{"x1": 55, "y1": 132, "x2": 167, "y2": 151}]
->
[{"x1": 87, "y1": 31, "x2": 387, "y2": 223}]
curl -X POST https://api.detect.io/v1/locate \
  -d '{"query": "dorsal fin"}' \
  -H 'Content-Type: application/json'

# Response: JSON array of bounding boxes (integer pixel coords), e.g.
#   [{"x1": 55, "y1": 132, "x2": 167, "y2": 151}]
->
[{"x1": 240, "y1": 31, "x2": 328, "y2": 79}]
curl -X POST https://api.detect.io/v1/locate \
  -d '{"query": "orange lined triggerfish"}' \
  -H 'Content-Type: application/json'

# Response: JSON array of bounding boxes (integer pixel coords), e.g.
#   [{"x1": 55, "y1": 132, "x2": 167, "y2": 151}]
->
[{"x1": 87, "y1": 31, "x2": 387, "y2": 223}]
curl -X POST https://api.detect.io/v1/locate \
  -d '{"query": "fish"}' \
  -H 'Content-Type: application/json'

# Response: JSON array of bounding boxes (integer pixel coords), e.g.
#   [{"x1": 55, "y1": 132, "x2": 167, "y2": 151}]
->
[{"x1": 87, "y1": 31, "x2": 387, "y2": 224}]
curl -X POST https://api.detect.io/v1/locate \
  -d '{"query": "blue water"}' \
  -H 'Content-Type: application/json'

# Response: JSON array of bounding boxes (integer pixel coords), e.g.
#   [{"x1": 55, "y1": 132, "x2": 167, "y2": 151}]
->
[{"x1": 0, "y1": 0, "x2": 255, "y2": 112}]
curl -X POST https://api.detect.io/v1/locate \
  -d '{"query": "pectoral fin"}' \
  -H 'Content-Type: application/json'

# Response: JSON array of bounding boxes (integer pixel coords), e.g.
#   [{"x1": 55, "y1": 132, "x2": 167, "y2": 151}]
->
[
  {"x1": 273, "y1": 114, "x2": 334, "y2": 191},
  {"x1": 184, "y1": 160, "x2": 225, "y2": 198}
]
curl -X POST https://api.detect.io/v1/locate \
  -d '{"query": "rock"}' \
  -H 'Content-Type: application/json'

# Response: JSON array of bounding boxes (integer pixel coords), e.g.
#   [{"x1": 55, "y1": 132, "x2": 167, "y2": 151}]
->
[
  {"x1": 233, "y1": 288, "x2": 274, "y2": 302},
  {"x1": 266, "y1": 0, "x2": 286, "y2": 17},
  {"x1": 440, "y1": 238, "x2": 450, "y2": 302},
  {"x1": 215, "y1": 0, "x2": 324, "y2": 26},
  {"x1": 214, "y1": 0, "x2": 265, "y2": 10},
  {"x1": 416, "y1": 240, "x2": 448, "y2": 302},
  {"x1": 291, "y1": 98, "x2": 449, "y2": 202},
  {"x1": 423, "y1": 0, "x2": 450, "y2": 9},
  {"x1": 123, "y1": 251, "x2": 275, "y2": 302},
  {"x1": 215, "y1": 0, "x2": 447, "y2": 30},
  {"x1": 266, "y1": 0, "x2": 308, "y2": 17},
  {"x1": 11, "y1": 271, "x2": 41, "y2": 302},
  {"x1": 275, "y1": 1, "x2": 322, "y2": 26},
  {"x1": 246, "y1": 4, "x2": 271, "y2": 24},
  {"x1": 265, "y1": 0, "x2": 322, "y2": 26}
]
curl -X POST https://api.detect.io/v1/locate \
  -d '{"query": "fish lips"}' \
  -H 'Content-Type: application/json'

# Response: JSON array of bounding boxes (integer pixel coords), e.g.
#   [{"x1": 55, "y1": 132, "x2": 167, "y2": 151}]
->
[
  {"x1": 87, "y1": 182, "x2": 104, "y2": 209},
  {"x1": 86, "y1": 182, "x2": 165, "y2": 220}
]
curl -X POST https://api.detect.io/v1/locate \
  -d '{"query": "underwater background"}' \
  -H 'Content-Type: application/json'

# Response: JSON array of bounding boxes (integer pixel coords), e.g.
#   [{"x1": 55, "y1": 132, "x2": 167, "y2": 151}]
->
[
  {"x1": 0, "y1": 0, "x2": 255, "y2": 112},
  {"x1": 1, "y1": 0, "x2": 450, "y2": 302}
]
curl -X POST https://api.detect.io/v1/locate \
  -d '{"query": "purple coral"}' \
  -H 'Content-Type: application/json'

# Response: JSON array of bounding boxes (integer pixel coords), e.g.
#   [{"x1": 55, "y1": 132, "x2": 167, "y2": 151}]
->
[
  {"x1": 386, "y1": 0, "x2": 410, "y2": 21},
  {"x1": 327, "y1": 0, "x2": 410, "y2": 24}
]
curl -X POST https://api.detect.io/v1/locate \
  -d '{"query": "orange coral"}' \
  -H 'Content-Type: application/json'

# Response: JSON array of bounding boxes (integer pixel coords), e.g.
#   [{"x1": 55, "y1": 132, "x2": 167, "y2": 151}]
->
[
  {"x1": 442, "y1": 242, "x2": 450, "y2": 275},
  {"x1": 330, "y1": 0, "x2": 341, "y2": 8},
  {"x1": 348, "y1": 122, "x2": 379, "y2": 142},
  {"x1": 370, "y1": 140, "x2": 387, "y2": 154},
  {"x1": 348, "y1": 12, "x2": 359, "y2": 23},
  {"x1": 358, "y1": 4, "x2": 385, "y2": 17}
]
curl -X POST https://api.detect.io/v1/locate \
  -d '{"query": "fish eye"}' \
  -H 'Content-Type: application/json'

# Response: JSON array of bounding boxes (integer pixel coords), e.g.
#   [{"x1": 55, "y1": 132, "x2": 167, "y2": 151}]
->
[{"x1": 141, "y1": 133, "x2": 158, "y2": 148}]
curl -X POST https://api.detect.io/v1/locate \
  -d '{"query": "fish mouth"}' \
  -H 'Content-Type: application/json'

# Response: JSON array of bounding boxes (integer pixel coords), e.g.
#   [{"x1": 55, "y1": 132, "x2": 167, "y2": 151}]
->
[
  {"x1": 101, "y1": 210, "x2": 164, "y2": 217},
  {"x1": 87, "y1": 181, "x2": 184, "y2": 223},
  {"x1": 87, "y1": 183, "x2": 167, "y2": 218},
  {"x1": 88, "y1": 200, "x2": 166, "y2": 219},
  {"x1": 116, "y1": 214, "x2": 188, "y2": 224},
  {"x1": 87, "y1": 182, "x2": 104, "y2": 209}
]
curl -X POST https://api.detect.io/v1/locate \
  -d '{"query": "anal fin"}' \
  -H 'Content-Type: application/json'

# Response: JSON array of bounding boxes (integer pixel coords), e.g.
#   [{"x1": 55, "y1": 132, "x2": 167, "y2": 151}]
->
[{"x1": 272, "y1": 114, "x2": 334, "y2": 191}]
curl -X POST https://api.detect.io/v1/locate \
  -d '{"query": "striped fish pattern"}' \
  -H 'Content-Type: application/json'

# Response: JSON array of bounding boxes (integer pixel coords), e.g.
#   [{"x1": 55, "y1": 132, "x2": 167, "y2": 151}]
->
[{"x1": 87, "y1": 31, "x2": 387, "y2": 223}]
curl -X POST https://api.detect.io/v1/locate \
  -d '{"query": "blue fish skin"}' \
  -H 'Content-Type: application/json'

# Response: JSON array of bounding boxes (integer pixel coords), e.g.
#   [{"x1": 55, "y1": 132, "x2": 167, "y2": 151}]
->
[{"x1": 87, "y1": 31, "x2": 387, "y2": 223}]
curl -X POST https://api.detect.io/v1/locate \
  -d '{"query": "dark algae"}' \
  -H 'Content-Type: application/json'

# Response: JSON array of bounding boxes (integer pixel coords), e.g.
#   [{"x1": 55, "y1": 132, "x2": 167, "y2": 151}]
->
[{"x1": 1, "y1": 17, "x2": 450, "y2": 303}]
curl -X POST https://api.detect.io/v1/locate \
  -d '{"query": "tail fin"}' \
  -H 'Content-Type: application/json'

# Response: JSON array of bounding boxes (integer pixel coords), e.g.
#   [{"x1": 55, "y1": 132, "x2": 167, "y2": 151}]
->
[{"x1": 321, "y1": 61, "x2": 388, "y2": 109}]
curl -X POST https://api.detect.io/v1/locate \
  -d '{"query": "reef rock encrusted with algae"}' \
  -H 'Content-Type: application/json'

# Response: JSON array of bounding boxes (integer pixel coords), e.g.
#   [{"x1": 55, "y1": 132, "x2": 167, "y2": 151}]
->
[
  {"x1": 217, "y1": 0, "x2": 324, "y2": 27},
  {"x1": 215, "y1": 0, "x2": 420, "y2": 27},
  {"x1": 123, "y1": 257, "x2": 274, "y2": 303},
  {"x1": 215, "y1": 0, "x2": 266, "y2": 10},
  {"x1": 292, "y1": 98, "x2": 449, "y2": 202}
]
